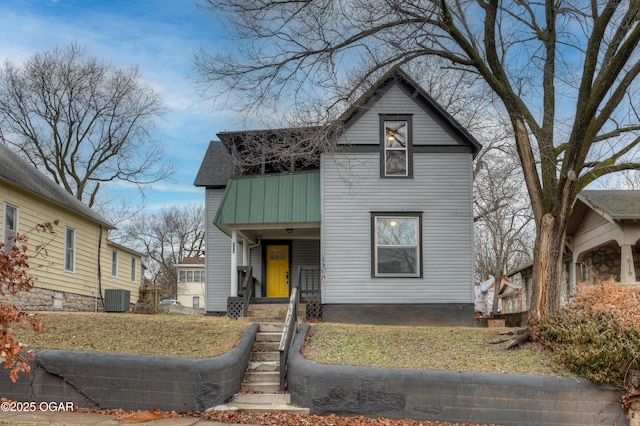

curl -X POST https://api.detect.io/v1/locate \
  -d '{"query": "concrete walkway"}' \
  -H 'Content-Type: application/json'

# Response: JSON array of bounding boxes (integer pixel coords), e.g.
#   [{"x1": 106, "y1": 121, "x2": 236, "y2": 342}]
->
[{"x1": 0, "y1": 410, "x2": 255, "y2": 425}]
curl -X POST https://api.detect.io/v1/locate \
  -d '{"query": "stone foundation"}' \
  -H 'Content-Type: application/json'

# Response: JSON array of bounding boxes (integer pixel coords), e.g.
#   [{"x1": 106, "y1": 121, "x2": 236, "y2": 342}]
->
[
  {"x1": 581, "y1": 245, "x2": 640, "y2": 284},
  {"x1": 0, "y1": 287, "x2": 100, "y2": 312}
]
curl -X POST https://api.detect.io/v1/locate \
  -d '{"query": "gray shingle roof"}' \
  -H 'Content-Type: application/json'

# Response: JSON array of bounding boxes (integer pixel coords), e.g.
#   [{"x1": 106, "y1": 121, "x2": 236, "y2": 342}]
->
[
  {"x1": 193, "y1": 140, "x2": 236, "y2": 188},
  {"x1": 0, "y1": 144, "x2": 112, "y2": 227},
  {"x1": 578, "y1": 190, "x2": 640, "y2": 219}
]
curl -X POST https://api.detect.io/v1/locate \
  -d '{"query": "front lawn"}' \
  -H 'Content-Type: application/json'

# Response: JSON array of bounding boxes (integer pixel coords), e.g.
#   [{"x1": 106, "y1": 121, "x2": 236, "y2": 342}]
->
[
  {"x1": 14, "y1": 312, "x2": 246, "y2": 358},
  {"x1": 304, "y1": 323, "x2": 566, "y2": 375},
  {"x1": 13, "y1": 312, "x2": 567, "y2": 376}
]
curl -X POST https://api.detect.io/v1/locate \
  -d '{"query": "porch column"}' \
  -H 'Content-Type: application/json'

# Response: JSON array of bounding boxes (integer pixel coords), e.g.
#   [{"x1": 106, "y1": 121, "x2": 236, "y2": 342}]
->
[
  {"x1": 231, "y1": 230, "x2": 238, "y2": 297},
  {"x1": 621, "y1": 244, "x2": 637, "y2": 284}
]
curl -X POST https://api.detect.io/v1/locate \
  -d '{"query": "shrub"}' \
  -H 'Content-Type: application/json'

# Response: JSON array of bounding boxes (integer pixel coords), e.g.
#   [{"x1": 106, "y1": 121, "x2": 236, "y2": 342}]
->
[
  {"x1": 0, "y1": 222, "x2": 55, "y2": 381},
  {"x1": 532, "y1": 280, "x2": 640, "y2": 389}
]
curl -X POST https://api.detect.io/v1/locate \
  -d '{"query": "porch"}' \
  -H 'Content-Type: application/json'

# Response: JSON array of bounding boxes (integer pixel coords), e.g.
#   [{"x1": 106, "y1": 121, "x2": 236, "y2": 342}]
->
[
  {"x1": 227, "y1": 265, "x2": 322, "y2": 321},
  {"x1": 214, "y1": 171, "x2": 322, "y2": 318}
]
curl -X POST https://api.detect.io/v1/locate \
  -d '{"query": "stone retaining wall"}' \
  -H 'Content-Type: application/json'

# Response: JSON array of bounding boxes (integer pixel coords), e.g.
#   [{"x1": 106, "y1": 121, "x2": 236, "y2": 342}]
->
[
  {"x1": 0, "y1": 323, "x2": 257, "y2": 412},
  {"x1": 0, "y1": 287, "x2": 98, "y2": 311},
  {"x1": 288, "y1": 324, "x2": 628, "y2": 426}
]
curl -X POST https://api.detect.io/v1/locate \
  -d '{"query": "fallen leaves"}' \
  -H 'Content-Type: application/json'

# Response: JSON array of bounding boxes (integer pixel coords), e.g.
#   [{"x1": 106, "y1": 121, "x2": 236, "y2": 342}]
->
[{"x1": 75, "y1": 406, "x2": 499, "y2": 426}]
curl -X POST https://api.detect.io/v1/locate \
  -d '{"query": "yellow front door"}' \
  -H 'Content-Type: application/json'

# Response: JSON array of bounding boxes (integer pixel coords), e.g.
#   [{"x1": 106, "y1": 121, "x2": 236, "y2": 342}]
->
[{"x1": 266, "y1": 245, "x2": 289, "y2": 297}]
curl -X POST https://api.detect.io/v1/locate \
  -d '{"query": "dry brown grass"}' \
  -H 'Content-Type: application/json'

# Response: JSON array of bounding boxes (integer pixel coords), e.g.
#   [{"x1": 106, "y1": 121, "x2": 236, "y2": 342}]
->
[
  {"x1": 13, "y1": 312, "x2": 565, "y2": 377},
  {"x1": 13, "y1": 312, "x2": 246, "y2": 358},
  {"x1": 303, "y1": 323, "x2": 567, "y2": 376}
]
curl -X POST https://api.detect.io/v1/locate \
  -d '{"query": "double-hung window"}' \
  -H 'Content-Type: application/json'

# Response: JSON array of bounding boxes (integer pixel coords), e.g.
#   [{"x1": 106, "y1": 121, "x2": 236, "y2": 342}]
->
[
  {"x1": 3, "y1": 203, "x2": 18, "y2": 251},
  {"x1": 111, "y1": 250, "x2": 118, "y2": 277},
  {"x1": 372, "y1": 212, "x2": 422, "y2": 277},
  {"x1": 64, "y1": 227, "x2": 76, "y2": 272},
  {"x1": 380, "y1": 115, "x2": 413, "y2": 177},
  {"x1": 131, "y1": 258, "x2": 137, "y2": 282}
]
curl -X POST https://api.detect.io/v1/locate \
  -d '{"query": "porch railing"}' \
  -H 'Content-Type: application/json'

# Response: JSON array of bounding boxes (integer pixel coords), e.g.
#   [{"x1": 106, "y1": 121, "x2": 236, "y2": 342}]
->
[
  {"x1": 278, "y1": 265, "x2": 320, "y2": 392},
  {"x1": 237, "y1": 266, "x2": 255, "y2": 317},
  {"x1": 279, "y1": 266, "x2": 301, "y2": 393},
  {"x1": 297, "y1": 265, "x2": 321, "y2": 299}
]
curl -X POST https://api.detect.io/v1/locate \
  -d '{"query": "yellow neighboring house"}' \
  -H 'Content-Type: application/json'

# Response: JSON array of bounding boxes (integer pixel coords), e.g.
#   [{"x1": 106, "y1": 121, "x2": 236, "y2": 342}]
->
[
  {"x1": 176, "y1": 256, "x2": 205, "y2": 309},
  {"x1": 0, "y1": 144, "x2": 142, "y2": 311}
]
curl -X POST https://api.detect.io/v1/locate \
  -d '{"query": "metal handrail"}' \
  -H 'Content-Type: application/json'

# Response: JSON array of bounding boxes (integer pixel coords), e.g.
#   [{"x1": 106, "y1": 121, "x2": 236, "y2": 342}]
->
[
  {"x1": 238, "y1": 266, "x2": 254, "y2": 317},
  {"x1": 278, "y1": 266, "x2": 302, "y2": 392}
]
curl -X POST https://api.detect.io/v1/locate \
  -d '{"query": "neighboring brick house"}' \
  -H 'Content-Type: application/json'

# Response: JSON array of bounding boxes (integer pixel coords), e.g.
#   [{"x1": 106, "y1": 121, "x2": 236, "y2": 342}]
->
[
  {"x1": 0, "y1": 144, "x2": 142, "y2": 311},
  {"x1": 195, "y1": 68, "x2": 482, "y2": 325},
  {"x1": 176, "y1": 256, "x2": 205, "y2": 309}
]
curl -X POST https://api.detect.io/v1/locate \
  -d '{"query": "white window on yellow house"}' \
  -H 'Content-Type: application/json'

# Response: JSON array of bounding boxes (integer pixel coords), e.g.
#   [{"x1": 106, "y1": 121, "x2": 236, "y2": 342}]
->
[
  {"x1": 111, "y1": 250, "x2": 118, "y2": 277},
  {"x1": 64, "y1": 227, "x2": 76, "y2": 272},
  {"x1": 3, "y1": 203, "x2": 18, "y2": 251},
  {"x1": 179, "y1": 270, "x2": 204, "y2": 282},
  {"x1": 131, "y1": 257, "x2": 137, "y2": 282}
]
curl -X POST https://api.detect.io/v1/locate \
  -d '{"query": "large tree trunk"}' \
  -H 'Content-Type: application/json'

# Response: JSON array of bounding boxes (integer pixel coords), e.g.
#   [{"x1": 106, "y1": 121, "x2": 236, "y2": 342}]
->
[{"x1": 529, "y1": 213, "x2": 568, "y2": 319}]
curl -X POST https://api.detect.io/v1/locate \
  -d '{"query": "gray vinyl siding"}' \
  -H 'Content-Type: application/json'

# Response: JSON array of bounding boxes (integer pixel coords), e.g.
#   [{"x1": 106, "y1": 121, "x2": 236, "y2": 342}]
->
[
  {"x1": 320, "y1": 151, "x2": 474, "y2": 304},
  {"x1": 205, "y1": 189, "x2": 230, "y2": 312},
  {"x1": 205, "y1": 189, "x2": 247, "y2": 311},
  {"x1": 343, "y1": 85, "x2": 457, "y2": 146},
  {"x1": 292, "y1": 239, "x2": 321, "y2": 272},
  {"x1": 248, "y1": 245, "x2": 262, "y2": 297}
]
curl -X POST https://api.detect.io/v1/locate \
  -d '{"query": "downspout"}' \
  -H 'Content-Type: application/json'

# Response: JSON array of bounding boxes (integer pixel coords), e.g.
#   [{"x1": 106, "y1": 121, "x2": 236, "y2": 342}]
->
[
  {"x1": 231, "y1": 230, "x2": 238, "y2": 297},
  {"x1": 241, "y1": 236, "x2": 262, "y2": 264},
  {"x1": 97, "y1": 225, "x2": 104, "y2": 311}
]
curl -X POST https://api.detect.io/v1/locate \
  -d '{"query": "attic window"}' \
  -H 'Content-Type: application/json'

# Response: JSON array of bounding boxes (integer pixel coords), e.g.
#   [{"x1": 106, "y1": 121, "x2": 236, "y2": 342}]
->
[{"x1": 380, "y1": 115, "x2": 413, "y2": 177}]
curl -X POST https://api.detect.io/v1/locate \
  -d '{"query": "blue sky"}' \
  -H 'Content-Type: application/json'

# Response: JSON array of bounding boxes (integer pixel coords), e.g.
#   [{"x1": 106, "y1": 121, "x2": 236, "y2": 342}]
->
[{"x1": 0, "y1": 0, "x2": 246, "y2": 212}]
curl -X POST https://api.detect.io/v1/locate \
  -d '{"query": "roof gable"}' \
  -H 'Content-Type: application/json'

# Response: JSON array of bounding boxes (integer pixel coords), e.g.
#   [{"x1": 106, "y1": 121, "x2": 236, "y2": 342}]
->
[
  {"x1": 338, "y1": 68, "x2": 482, "y2": 156},
  {"x1": 579, "y1": 190, "x2": 640, "y2": 219},
  {"x1": 568, "y1": 190, "x2": 640, "y2": 235},
  {"x1": 194, "y1": 68, "x2": 483, "y2": 188},
  {"x1": 0, "y1": 144, "x2": 111, "y2": 227}
]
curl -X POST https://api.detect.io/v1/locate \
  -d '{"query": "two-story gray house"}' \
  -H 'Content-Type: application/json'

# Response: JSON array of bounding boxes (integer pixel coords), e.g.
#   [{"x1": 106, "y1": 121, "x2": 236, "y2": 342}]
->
[{"x1": 194, "y1": 68, "x2": 482, "y2": 325}]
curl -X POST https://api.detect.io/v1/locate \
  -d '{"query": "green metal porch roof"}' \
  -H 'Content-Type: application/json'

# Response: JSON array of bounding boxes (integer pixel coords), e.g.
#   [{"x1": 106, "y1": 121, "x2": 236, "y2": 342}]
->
[{"x1": 214, "y1": 171, "x2": 320, "y2": 225}]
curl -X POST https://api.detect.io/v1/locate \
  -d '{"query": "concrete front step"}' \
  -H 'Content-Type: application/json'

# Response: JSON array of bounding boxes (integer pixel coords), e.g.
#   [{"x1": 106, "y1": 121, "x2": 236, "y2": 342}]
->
[
  {"x1": 236, "y1": 304, "x2": 306, "y2": 323},
  {"x1": 248, "y1": 360, "x2": 279, "y2": 372},
  {"x1": 251, "y1": 351, "x2": 280, "y2": 362},
  {"x1": 244, "y1": 371, "x2": 279, "y2": 383},
  {"x1": 241, "y1": 381, "x2": 280, "y2": 394},
  {"x1": 256, "y1": 332, "x2": 282, "y2": 342},
  {"x1": 214, "y1": 393, "x2": 310, "y2": 415},
  {"x1": 241, "y1": 322, "x2": 285, "y2": 395},
  {"x1": 258, "y1": 322, "x2": 285, "y2": 332},
  {"x1": 253, "y1": 341, "x2": 280, "y2": 352}
]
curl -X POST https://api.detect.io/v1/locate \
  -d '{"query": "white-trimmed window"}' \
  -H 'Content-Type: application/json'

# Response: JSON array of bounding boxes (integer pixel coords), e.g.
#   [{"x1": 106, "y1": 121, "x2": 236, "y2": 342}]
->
[
  {"x1": 372, "y1": 213, "x2": 422, "y2": 277},
  {"x1": 131, "y1": 258, "x2": 137, "y2": 282},
  {"x1": 64, "y1": 227, "x2": 76, "y2": 272},
  {"x1": 193, "y1": 296, "x2": 200, "y2": 309},
  {"x1": 380, "y1": 115, "x2": 412, "y2": 177},
  {"x1": 179, "y1": 270, "x2": 204, "y2": 283},
  {"x1": 111, "y1": 250, "x2": 118, "y2": 277},
  {"x1": 3, "y1": 203, "x2": 18, "y2": 251}
]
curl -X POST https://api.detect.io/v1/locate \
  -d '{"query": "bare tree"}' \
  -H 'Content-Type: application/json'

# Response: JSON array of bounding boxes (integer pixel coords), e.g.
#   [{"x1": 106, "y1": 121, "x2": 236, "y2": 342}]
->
[
  {"x1": 197, "y1": 0, "x2": 640, "y2": 317},
  {"x1": 118, "y1": 205, "x2": 205, "y2": 298},
  {"x1": 475, "y1": 144, "x2": 534, "y2": 316},
  {"x1": 0, "y1": 43, "x2": 174, "y2": 208}
]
